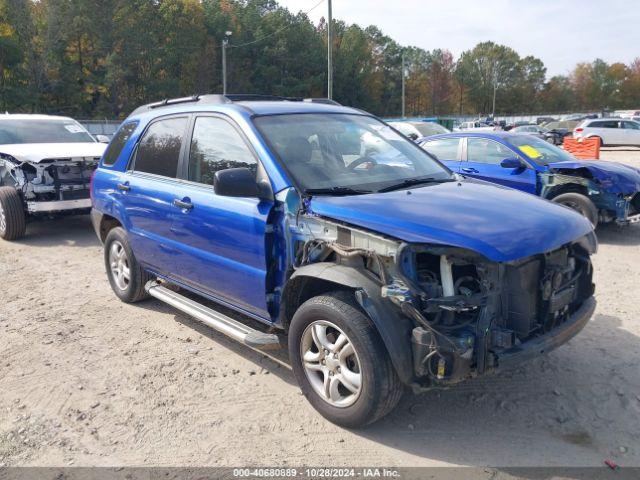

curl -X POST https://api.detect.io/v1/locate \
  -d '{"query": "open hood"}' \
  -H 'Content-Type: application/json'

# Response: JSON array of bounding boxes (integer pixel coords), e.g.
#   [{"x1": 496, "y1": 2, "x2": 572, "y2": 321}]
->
[
  {"x1": 0, "y1": 142, "x2": 107, "y2": 163},
  {"x1": 309, "y1": 180, "x2": 594, "y2": 263},
  {"x1": 547, "y1": 159, "x2": 640, "y2": 196}
]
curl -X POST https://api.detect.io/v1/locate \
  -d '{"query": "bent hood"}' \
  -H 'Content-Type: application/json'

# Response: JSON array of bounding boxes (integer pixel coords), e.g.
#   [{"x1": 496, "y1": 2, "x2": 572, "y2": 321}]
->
[
  {"x1": 309, "y1": 180, "x2": 594, "y2": 262},
  {"x1": 0, "y1": 142, "x2": 106, "y2": 163},
  {"x1": 547, "y1": 160, "x2": 640, "y2": 195}
]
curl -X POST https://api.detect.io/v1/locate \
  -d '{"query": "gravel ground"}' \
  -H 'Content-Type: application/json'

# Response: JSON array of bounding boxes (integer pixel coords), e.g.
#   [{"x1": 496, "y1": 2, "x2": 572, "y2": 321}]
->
[{"x1": 0, "y1": 148, "x2": 639, "y2": 469}]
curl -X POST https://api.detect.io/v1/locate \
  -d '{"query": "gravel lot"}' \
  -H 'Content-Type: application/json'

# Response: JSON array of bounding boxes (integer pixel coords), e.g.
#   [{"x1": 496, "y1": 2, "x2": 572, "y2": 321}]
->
[{"x1": 1, "y1": 148, "x2": 639, "y2": 469}]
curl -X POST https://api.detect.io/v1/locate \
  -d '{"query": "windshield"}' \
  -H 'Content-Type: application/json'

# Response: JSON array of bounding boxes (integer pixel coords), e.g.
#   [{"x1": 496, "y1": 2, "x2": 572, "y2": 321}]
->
[
  {"x1": 412, "y1": 122, "x2": 449, "y2": 136},
  {"x1": 254, "y1": 113, "x2": 452, "y2": 194},
  {"x1": 505, "y1": 134, "x2": 575, "y2": 165},
  {"x1": 0, "y1": 119, "x2": 95, "y2": 144}
]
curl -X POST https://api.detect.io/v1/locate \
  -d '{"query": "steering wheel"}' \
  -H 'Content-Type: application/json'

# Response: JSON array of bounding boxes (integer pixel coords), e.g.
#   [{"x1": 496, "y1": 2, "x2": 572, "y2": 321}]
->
[{"x1": 347, "y1": 156, "x2": 378, "y2": 171}]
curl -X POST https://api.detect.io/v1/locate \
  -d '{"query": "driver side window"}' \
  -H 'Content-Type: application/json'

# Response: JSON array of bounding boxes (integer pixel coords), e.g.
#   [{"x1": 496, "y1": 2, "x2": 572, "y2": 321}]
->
[{"x1": 467, "y1": 138, "x2": 514, "y2": 165}]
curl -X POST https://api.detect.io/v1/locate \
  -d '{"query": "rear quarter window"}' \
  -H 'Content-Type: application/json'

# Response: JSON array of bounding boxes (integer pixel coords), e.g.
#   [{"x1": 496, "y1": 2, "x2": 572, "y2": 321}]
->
[{"x1": 102, "y1": 122, "x2": 138, "y2": 166}]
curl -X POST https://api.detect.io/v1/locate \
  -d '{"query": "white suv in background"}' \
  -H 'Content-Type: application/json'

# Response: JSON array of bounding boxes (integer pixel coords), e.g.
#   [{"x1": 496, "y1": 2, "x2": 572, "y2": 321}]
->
[{"x1": 573, "y1": 118, "x2": 640, "y2": 147}]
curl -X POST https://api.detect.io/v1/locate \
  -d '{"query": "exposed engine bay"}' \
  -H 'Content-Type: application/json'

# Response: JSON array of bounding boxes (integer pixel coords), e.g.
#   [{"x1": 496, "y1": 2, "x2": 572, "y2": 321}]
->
[
  {"x1": 276, "y1": 188, "x2": 596, "y2": 390},
  {"x1": 0, "y1": 153, "x2": 99, "y2": 214}
]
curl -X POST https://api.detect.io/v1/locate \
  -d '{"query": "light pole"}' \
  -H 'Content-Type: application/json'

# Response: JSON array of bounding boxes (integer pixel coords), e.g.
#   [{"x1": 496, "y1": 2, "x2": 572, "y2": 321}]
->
[
  {"x1": 401, "y1": 50, "x2": 406, "y2": 118},
  {"x1": 222, "y1": 30, "x2": 232, "y2": 95},
  {"x1": 491, "y1": 65, "x2": 498, "y2": 118},
  {"x1": 327, "y1": 0, "x2": 333, "y2": 99}
]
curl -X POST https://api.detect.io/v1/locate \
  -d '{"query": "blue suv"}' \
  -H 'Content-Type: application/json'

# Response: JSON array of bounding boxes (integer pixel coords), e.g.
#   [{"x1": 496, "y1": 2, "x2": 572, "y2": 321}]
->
[{"x1": 92, "y1": 95, "x2": 597, "y2": 427}]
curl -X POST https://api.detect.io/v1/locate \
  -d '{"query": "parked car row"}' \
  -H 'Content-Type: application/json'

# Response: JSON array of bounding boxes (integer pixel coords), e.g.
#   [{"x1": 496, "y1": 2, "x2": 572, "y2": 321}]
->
[
  {"x1": 3, "y1": 96, "x2": 638, "y2": 428},
  {"x1": 418, "y1": 132, "x2": 640, "y2": 227}
]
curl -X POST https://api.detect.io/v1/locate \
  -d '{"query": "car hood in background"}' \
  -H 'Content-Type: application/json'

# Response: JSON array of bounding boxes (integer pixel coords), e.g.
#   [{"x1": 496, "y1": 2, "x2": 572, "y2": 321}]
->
[
  {"x1": 547, "y1": 160, "x2": 640, "y2": 195},
  {"x1": 0, "y1": 142, "x2": 107, "y2": 163},
  {"x1": 309, "y1": 180, "x2": 594, "y2": 263}
]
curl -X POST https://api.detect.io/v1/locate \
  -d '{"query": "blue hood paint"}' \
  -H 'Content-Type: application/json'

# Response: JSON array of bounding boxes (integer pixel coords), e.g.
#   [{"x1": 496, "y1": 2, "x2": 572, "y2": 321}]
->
[
  {"x1": 309, "y1": 181, "x2": 593, "y2": 262},
  {"x1": 547, "y1": 160, "x2": 640, "y2": 196}
]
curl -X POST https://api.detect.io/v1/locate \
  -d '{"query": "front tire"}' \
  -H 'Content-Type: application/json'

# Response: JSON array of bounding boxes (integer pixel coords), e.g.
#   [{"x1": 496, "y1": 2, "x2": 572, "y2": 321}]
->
[
  {"x1": 288, "y1": 291, "x2": 403, "y2": 428},
  {"x1": 552, "y1": 192, "x2": 599, "y2": 228},
  {"x1": 104, "y1": 226, "x2": 150, "y2": 302},
  {"x1": 0, "y1": 187, "x2": 26, "y2": 240}
]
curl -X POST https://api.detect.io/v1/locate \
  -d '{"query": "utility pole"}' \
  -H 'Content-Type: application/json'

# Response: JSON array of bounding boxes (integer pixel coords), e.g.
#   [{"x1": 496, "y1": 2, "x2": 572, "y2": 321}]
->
[
  {"x1": 327, "y1": 0, "x2": 333, "y2": 99},
  {"x1": 401, "y1": 51, "x2": 406, "y2": 118},
  {"x1": 222, "y1": 31, "x2": 232, "y2": 95},
  {"x1": 491, "y1": 66, "x2": 497, "y2": 118}
]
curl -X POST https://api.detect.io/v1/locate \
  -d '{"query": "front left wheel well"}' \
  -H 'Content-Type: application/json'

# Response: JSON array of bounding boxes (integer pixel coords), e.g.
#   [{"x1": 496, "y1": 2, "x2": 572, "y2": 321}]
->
[{"x1": 280, "y1": 276, "x2": 355, "y2": 332}]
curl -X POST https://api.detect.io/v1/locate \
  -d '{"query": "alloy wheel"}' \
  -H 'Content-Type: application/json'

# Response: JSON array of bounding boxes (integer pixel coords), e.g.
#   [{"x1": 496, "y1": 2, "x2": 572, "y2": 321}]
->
[
  {"x1": 109, "y1": 240, "x2": 131, "y2": 290},
  {"x1": 300, "y1": 320, "x2": 362, "y2": 408},
  {"x1": 0, "y1": 202, "x2": 5, "y2": 234}
]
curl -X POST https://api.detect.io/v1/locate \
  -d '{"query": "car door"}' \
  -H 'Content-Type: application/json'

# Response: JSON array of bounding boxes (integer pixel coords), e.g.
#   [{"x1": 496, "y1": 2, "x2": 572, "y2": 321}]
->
[
  {"x1": 622, "y1": 121, "x2": 640, "y2": 146},
  {"x1": 117, "y1": 115, "x2": 191, "y2": 273},
  {"x1": 462, "y1": 137, "x2": 537, "y2": 193},
  {"x1": 419, "y1": 137, "x2": 462, "y2": 172},
  {"x1": 167, "y1": 114, "x2": 273, "y2": 320}
]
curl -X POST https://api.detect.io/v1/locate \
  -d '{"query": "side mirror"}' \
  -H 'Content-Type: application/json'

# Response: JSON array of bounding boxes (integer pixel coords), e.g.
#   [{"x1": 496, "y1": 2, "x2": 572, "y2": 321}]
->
[
  {"x1": 407, "y1": 132, "x2": 419, "y2": 141},
  {"x1": 214, "y1": 167, "x2": 260, "y2": 198},
  {"x1": 500, "y1": 157, "x2": 524, "y2": 169},
  {"x1": 95, "y1": 134, "x2": 110, "y2": 143}
]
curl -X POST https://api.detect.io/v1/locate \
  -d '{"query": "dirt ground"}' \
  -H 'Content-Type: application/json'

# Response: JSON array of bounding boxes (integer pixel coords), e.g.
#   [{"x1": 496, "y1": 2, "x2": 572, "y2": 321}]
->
[{"x1": 1, "y1": 148, "x2": 639, "y2": 469}]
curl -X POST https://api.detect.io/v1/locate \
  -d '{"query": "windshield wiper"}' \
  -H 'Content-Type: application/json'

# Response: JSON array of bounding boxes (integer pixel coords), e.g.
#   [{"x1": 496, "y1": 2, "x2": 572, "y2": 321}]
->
[
  {"x1": 377, "y1": 176, "x2": 454, "y2": 193},
  {"x1": 304, "y1": 186, "x2": 373, "y2": 196}
]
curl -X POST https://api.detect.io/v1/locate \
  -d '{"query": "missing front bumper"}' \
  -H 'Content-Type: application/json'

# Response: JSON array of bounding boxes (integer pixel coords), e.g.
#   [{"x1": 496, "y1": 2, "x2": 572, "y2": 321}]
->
[{"x1": 493, "y1": 296, "x2": 596, "y2": 370}]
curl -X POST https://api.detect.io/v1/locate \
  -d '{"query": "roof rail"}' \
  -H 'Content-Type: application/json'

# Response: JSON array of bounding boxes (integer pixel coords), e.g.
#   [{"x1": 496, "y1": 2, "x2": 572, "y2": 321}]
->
[{"x1": 129, "y1": 94, "x2": 341, "y2": 116}]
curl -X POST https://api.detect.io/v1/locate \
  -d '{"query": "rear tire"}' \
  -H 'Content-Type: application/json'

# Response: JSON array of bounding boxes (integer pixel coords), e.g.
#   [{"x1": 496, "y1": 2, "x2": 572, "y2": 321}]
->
[
  {"x1": 552, "y1": 192, "x2": 599, "y2": 228},
  {"x1": 288, "y1": 291, "x2": 403, "y2": 428},
  {"x1": 104, "y1": 226, "x2": 150, "y2": 302},
  {"x1": 0, "y1": 187, "x2": 26, "y2": 240}
]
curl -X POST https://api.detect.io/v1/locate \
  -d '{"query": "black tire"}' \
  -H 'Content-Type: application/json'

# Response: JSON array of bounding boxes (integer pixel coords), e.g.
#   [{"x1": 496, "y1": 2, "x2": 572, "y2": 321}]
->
[
  {"x1": 288, "y1": 291, "x2": 403, "y2": 428},
  {"x1": 103, "y1": 226, "x2": 151, "y2": 302},
  {"x1": 0, "y1": 186, "x2": 26, "y2": 240},
  {"x1": 552, "y1": 192, "x2": 599, "y2": 228}
]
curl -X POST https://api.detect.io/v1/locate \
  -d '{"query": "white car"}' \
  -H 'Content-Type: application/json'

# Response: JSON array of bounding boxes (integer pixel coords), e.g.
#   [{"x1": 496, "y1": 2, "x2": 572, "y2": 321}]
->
[
  {"x1": 0, "y1": 114, "x2": 107, "y2": 240},
  {"x1": 388, "y1": 121, "x2": 450, "y2": 140},
  {"x1": 573, "y1": 118, "x2": 640, "y2": 147},
  {"x1": 454, "y1": 121, "x2": 496, "y2": 132}
]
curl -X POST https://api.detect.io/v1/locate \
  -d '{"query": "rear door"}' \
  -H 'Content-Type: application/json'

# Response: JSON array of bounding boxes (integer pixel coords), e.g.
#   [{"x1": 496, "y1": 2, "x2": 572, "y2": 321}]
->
[
  {"x1": 168, "y1": 114, "x2": 273, "y2": 319},
  {"x1": 622, "y1": 121, "x2": 640, "y2": 146},
  {"x1": 117, "y1": 115, "x2": 190, "y2": 273},
  {"x1": 419, "y1": 137, "x2": 462, "y2": 172},
  {"x1": 462, "y1": 137, "x2": 537, "y2": 193}
]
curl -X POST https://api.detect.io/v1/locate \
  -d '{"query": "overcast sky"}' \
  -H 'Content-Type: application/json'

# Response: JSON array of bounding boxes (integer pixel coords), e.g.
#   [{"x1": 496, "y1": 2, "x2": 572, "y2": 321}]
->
[{"x1": 276, "y1": 0, "x2": 639, "y2": 78}]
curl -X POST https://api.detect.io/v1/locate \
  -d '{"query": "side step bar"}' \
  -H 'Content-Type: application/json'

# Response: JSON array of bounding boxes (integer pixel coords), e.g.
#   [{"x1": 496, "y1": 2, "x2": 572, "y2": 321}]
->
[{"x1": 145, "y1": 281, "x2": 281, "y2": 350}]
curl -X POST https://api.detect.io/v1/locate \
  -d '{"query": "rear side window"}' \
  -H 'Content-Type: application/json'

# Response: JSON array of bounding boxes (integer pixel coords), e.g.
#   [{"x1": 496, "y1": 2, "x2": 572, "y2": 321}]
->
[
  {"x1": 134, "y1": 117, "x2": 188, "y2": 178},
  {"x1": 188, "y1": 116, "x2": 257, "y2": 185},
  {"x1": 102, "y1": 122, "x2": 137, "y2": 166},
  {"x1": 589, "y1": 121, "x2": 618, "y2": 128},
  {"x1": 420, "y1": 138, "x2": 460, "y2": 161}
]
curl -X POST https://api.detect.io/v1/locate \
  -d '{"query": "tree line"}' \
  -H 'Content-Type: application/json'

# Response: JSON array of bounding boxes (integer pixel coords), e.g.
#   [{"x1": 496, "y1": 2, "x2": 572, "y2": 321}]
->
[{"x1": 1, "y1": 0, "x2": 639, "y2": 119}]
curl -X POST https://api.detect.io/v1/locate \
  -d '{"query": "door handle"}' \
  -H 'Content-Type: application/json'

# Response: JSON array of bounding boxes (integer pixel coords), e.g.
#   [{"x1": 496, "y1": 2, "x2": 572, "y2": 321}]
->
[
  {"x1": 461, "y1": 167, "x2": 479, "y2": 174},
  {"x1": 117, "y1": 182, "x2": 130, "y2": 192},
  {"x1": 173, "y1": 199, "x2": 193, "y2": 210}
]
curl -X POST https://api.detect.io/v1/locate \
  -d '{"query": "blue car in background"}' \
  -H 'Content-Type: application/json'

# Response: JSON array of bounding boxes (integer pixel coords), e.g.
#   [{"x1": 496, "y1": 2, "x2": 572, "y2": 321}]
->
[
  {"x1": 418, "y1": 132, "x2": 640, "y2": 227},
  {"x1": 92, "y1": 95, "x2": 597, "y2": 427}
]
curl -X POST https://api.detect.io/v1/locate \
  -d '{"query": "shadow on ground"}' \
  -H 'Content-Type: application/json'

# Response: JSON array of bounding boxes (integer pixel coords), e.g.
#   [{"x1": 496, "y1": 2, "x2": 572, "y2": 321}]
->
[
  {"x1": 15, "y1": 214, "x2": 99, "y2": 248},
  {"x1": 597, "y1": 222, "x2": 640, "y2": 246}
]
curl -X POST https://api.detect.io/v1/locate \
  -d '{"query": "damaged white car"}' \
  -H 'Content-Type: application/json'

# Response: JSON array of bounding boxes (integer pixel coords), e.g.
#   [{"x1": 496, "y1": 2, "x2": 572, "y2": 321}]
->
[{"x1": 0, "y1": 114, "x2": 107, "y2": 240}]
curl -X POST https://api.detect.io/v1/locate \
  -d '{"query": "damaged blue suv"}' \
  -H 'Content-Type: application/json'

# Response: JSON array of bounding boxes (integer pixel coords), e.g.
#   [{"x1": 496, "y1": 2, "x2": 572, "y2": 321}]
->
[{"x1": 92, "y1": 95, "x2": 597, "y2": 427}]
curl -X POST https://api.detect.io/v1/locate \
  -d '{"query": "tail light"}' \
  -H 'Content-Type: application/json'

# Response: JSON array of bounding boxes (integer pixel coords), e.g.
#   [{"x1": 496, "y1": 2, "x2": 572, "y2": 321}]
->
[{"x1": 575, "y1": 128, "x2": 584, "y2": 133}]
